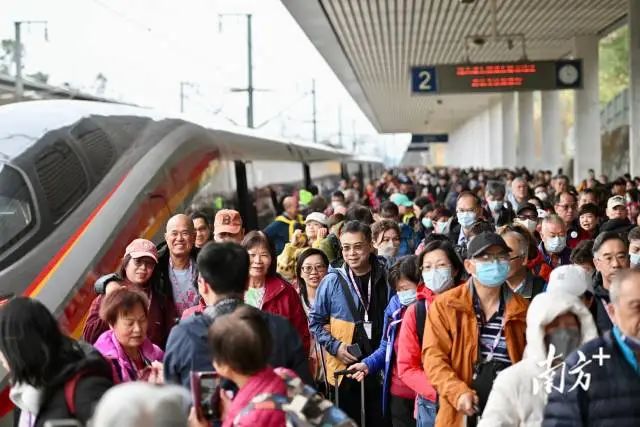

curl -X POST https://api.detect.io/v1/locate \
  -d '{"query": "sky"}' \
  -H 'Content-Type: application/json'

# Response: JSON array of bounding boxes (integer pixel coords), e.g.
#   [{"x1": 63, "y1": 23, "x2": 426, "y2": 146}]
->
[{"x1": 1, "y1": 0, "x2": 409, "y2": 163}]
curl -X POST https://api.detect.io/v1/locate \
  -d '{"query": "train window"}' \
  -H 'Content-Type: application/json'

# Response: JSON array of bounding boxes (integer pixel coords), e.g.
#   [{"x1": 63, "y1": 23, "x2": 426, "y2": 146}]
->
[
  {"x1": 70, "y1": 122, "x2": 115, "y2": 181},
  {"x1": 34, "y1": 140, "x2": 88, "y2": 223},
  {"x1": 0, "y1": 164, "x2": 35, "y2": 253}
]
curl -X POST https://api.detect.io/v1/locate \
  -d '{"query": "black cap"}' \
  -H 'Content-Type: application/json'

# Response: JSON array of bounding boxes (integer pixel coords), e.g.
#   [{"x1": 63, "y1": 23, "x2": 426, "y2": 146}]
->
[
  {"x1": 599, "y1": 218, "x2": 634, "y2": 235},
  {"x1": 516, "y1": 203, "x2": 538, "y2": 216},
  {"x1": 467, "y1": 232, "x2": 511, "y2": 258}
]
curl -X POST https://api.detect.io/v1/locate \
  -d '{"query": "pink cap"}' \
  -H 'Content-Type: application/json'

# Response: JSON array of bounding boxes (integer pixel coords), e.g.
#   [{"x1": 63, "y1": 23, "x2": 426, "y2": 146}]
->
[{"x1": 125, "y1": 238, "x2": 158, "y2": 263}]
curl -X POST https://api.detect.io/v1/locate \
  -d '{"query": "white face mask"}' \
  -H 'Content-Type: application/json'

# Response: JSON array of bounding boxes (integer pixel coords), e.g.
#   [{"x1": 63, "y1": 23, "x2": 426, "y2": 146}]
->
[
  {"x1": 10, "y1": 383, "x2": 41, "y2": 415},
  {"x1": 515, "y1": 218, "x2": 537, "y2": 233},
  {"x1": 331, "y1": 201, "x2": 343, "y2": 210},
  {"x1": 378, "y1": 243, "x2": 399, "y2": 258}
]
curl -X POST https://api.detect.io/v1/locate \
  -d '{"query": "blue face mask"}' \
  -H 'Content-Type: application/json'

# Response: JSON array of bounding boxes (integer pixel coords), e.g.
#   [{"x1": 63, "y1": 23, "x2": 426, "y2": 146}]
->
[
  {"x1": 457, "y1": 211, "x2": 477, "y2": 229},
  {"x1": 488, "y1": 200, "x2": 502, "y2": 213},
  {"x1": 422, "y1": 217, "x2": 433, "y2": 229},
  {"x1": 397, "y1": 289, "x2": 417, "y2": 306},
  {"x1": 545, "y1": 236, "x2": 567, "y2": 254},
  {"x1": 422, "y1": 267, "x2": 454, "y2": 294},
  {"x1": 630, "y1": 252, "x2": 640, "y2": 267},
  {"x1": 474, "y1": 260, "x2": 510, "y2": 287}
]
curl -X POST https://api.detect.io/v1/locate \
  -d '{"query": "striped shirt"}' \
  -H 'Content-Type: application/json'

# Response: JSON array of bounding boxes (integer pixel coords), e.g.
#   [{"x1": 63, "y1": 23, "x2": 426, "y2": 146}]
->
[{"x1": 472, "y1": 289, "x2": 511, "y2": 364}]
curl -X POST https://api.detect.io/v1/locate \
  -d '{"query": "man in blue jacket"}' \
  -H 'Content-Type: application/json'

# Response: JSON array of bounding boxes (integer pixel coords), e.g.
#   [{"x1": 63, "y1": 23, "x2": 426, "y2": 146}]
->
[
  {"x1": 543, "y1": 268, "x2": 640, "y2": 426},
  {"x1": 309, "y1": 220, "x2": 393, "y2": 426},
  {"x1": 163, "y1": 242, "x2": 311, "y2": 389}
]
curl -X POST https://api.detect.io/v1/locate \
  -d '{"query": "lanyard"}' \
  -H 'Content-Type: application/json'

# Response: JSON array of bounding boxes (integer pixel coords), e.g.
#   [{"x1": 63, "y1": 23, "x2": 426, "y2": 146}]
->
[
  {"x1": 347, "y1": 268, "x2": 372, "y2": 322},
  {"x1": 482, "y1": 319, "x2": 506, "y2": 362}
]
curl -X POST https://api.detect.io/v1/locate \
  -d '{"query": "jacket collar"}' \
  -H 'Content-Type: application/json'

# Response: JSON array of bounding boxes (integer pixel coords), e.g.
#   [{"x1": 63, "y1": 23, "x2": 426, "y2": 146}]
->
[
  {"x1": 262, "y1": 275, "x2": 288, "y2": 305},
  {"x1": 447, "y1": 279, "x2": 528, "y2": 321}
]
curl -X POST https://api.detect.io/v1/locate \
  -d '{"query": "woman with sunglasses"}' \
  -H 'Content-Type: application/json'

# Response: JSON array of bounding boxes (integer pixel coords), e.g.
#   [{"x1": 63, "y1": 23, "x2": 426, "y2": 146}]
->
[{"x1": 83, "y1": 239, "x2": 177, "y2": 349}]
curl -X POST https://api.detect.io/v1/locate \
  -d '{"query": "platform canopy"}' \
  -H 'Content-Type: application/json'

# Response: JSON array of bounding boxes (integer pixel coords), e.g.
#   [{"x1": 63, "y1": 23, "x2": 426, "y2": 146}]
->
[{"x1": 282, "y1": 0, "x2": 627, "y2": 134}]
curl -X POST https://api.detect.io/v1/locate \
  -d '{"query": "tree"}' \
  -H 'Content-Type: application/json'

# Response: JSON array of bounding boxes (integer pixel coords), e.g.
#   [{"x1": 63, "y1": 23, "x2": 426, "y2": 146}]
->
[
  {"x1": 599, "y1": 26, "x2": 629, "y2": 106},
  {"x1": 0, "y1": 39, "x2": 20, "y2": 75}
]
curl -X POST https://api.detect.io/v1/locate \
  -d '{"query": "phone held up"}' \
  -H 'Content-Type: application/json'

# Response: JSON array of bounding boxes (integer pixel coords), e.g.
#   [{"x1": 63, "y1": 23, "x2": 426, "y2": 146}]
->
[{"x1": 190, "y1": 371, "x2": 221, "y2": 422}]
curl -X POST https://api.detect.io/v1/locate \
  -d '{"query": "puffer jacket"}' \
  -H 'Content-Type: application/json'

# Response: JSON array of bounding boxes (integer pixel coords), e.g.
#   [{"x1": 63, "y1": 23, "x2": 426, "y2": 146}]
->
[
  {"x1": 309, "y1": 256, "x2": 393, "y2": 386},
  {"x1": 479, "y1": 291, "x2": 598, "y2": 427},
  {"x1": 93, "y1": 329, "x2": 164, "y2": 382},
  {"x1": 422, "y1": 280, "x2": 528, "y2": 427},
  {"x1": 543, "y1": 328, "x2": 640, "y2": 426},
  {"x1": 592, "y1": 273, "x2": 613, "y2": 334}
]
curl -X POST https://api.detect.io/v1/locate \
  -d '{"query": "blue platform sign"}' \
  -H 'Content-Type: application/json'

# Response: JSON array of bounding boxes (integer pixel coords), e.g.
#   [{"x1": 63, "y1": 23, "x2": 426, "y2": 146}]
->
[
  {"x1": 411, "y1": 134, "x2": 448, "y2": 143},
  {"x1": 411, "y1": 66, "x2": 438, "y2": 93}
]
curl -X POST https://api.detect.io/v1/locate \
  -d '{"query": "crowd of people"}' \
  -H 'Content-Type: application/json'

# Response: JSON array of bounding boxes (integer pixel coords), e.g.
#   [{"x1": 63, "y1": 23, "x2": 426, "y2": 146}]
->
[{"x1": 3, "y1": 166, "x2": 640, "y2": 427}]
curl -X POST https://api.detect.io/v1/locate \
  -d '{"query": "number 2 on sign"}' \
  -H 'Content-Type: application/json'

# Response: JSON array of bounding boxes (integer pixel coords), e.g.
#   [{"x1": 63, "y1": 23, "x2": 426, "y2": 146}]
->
[{"x1": 418, "y1": 70, "x2": 432, "y2": 90}]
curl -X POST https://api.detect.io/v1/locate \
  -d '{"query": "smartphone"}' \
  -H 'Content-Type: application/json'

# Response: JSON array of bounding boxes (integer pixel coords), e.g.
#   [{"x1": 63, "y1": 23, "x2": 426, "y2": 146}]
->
[
  {"x1": 346, "y1": 343, "x2": 363, "y2": 359},
  {"x1": 44, "y1": 421, "x2": 82, "y2": 427},
  {"x1": 190, "y1": 371, "x2": 221, "y2": 421}
]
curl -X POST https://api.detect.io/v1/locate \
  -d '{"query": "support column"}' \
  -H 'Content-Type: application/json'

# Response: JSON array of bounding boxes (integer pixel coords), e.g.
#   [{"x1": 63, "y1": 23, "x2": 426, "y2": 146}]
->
[
  {"x1": 518, "y1": 92, "x2": 535, "y2": 169},
  {"x1": 573, "y1": 35, "x2": 601, "y2": 183},
  {"x1": 501, "y1": 93, "x2": 517, "y2": 168},
  {"x1": 541, "y1": 91, "x2": 563, "y2": 172},
  {"x1": 630, "y1": 0, "x2": 640, "y2": 176},
  {"x1": 489, "y1": 101, "x2": 503, "y2": 168}
]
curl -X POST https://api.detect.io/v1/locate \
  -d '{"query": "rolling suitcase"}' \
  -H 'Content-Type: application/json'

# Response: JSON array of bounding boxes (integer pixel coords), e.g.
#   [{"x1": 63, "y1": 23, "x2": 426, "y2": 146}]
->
[{"x1": 333, "y1": 369, "x2": 366, "y2": 427}]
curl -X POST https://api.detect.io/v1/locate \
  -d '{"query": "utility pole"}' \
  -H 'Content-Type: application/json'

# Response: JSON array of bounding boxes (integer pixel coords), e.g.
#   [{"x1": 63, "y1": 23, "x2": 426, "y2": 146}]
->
[
  {"x1": 311, "y1": 79, "x2": 317, "y2": 143},
  {"x1": 221, "y1": 13, "x2": 254, "y2": 128},
  {"x1": 13, "y1": 20, "x2": 48, "y2": 101},
  {"x1": 338, "y1": 104, "x2": 343, "y2": 148},
  {"x1": 179, "y1": 81, "x2": 196, "y2": 113}
]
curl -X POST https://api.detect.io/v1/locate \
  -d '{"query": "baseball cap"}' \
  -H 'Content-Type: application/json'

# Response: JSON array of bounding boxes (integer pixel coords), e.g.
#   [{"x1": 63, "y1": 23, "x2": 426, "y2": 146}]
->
[
  {"x1": 467, "y1": 232, "x2": 511, "y2": 258},
  {"x1": 390, "y1": 193, "x2": 414, "y2": 207},
  {"x1": 305, "y1": 212, "x2": 328, "y2": 226},
  {"x1": 516, "y1": 203, "x2": 538, "y2": 217},
  {"x1": 125, "y1": 239, "x2": 158, "y2": 263},
  {"x1": 546, "y1": 265, "x2": 594, "y2": 297},
  {"x1": 607, "y1": 195, "x2": 626, "y2": 210},
  {"x1": 214, "y1": 209, "x2": 243, "y2": 234}
]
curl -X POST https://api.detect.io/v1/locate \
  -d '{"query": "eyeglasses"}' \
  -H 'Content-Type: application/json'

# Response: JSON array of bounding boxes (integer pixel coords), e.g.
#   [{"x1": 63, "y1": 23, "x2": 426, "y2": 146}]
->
[
  {"x1": 473, "y1": 254, "x2": 510, "y2": 263},
  {"x1": 132, "y1": 258, "x2": 155, "y2": 268},
  {"x1": 341, "y1": 243, "x2": 367, "y2": 254},
  {"x1": 169, "y1": 231, "x2": 194, "y2": 239},
  {"x1": 301, "y1": 264, "x2": 327, "y2": 274},
  {"x1": 596, "y1": 253, "x2": 629, "y2": 265},
  {"x1": 518, "y1": 214, "x2": 538, "y2": 221},
  {"x1": 556, "y1": 204, "x2": 576, "y2": 211},
  {"x1": 456, "y1": 208, "x2": 476, "y2": 214}
]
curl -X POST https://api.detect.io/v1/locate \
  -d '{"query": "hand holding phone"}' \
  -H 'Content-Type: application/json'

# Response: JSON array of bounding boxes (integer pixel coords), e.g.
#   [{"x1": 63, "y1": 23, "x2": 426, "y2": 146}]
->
[{"x1": 190, "y1": 371, "x2": 221, "y2": 422}]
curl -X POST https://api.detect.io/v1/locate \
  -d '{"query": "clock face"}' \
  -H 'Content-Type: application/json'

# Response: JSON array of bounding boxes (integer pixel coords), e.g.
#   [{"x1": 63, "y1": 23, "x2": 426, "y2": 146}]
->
[{"x1": 558, "y1": 64, "x2": 579, "y2": 85}]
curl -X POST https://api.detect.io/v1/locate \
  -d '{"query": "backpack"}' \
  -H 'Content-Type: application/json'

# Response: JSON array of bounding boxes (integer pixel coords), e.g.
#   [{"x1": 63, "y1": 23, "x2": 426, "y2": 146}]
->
[
  {"x1": 63, "y1": 364, "x2": 118, "y2": 420},
  {"x1": 415, "y1": 299, "x2": 427, "y2": 346},
  {"x1": 233, "y1": 368, "x2": 356, "y2": 427}
]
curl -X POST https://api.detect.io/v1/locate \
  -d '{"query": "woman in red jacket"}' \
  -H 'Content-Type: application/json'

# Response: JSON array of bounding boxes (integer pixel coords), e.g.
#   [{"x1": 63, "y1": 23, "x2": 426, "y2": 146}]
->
[
  {"x1": 396, "y1": 240, "x2": 465, "y2": 427},
  {"x1": 242, "y1": 231, "x2": 311, "y2": 354}
]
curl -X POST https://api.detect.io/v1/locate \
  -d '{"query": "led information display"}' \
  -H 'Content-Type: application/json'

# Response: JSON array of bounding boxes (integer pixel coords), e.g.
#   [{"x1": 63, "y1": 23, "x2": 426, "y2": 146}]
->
[{"x1": 411, "y1": 60, "x2": 582, "y2": 94}]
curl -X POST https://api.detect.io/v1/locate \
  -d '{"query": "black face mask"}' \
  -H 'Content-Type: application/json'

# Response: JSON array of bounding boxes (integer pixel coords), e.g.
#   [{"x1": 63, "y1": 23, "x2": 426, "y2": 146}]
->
[{"x1": 546, "y1": 328, "x2": 581, "y2": 359}]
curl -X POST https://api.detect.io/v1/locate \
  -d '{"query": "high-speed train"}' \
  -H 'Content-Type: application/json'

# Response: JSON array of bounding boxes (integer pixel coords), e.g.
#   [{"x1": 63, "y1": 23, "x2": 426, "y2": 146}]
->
[{"x1": 0, "y1": 100, "x2": 383, "y2": 414}]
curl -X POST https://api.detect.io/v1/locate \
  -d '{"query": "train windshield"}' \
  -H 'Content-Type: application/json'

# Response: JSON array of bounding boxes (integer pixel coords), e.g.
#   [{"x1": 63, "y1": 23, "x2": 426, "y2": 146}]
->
[{"x1": 0, "y1": 164, "x2": 34, "y2": 253}]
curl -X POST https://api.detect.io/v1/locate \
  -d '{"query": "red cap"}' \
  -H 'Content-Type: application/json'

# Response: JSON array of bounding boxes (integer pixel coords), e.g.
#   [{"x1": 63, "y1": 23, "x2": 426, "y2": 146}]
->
[
  {"x1": 214, "y1": 210, "x2": 243, "y2": 234},
  {"x1": 125, "y1": 238, "x2": 158, "y2": 263}
]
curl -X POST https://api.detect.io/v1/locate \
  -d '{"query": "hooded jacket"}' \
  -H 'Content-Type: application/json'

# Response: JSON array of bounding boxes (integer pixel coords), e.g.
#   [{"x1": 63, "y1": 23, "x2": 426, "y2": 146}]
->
[
  {"x1": 163, "y1": 298, "x2": 312, "y2": 388},
  {"x1": 264, "y1": 214, "x2": 304, "y2": 255},
  {"x1": 93, "y1": 330, "x2": 164, "y2": 382},
  {"x1": 478, "y1": 291, "x2": 598, "y2": 427},
  {"x1": 308, "y1": 256, "x2": 393, "y2": 386},
  {"x1": 422, "y1": 280, "x2": 528, "y2": 427}
]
